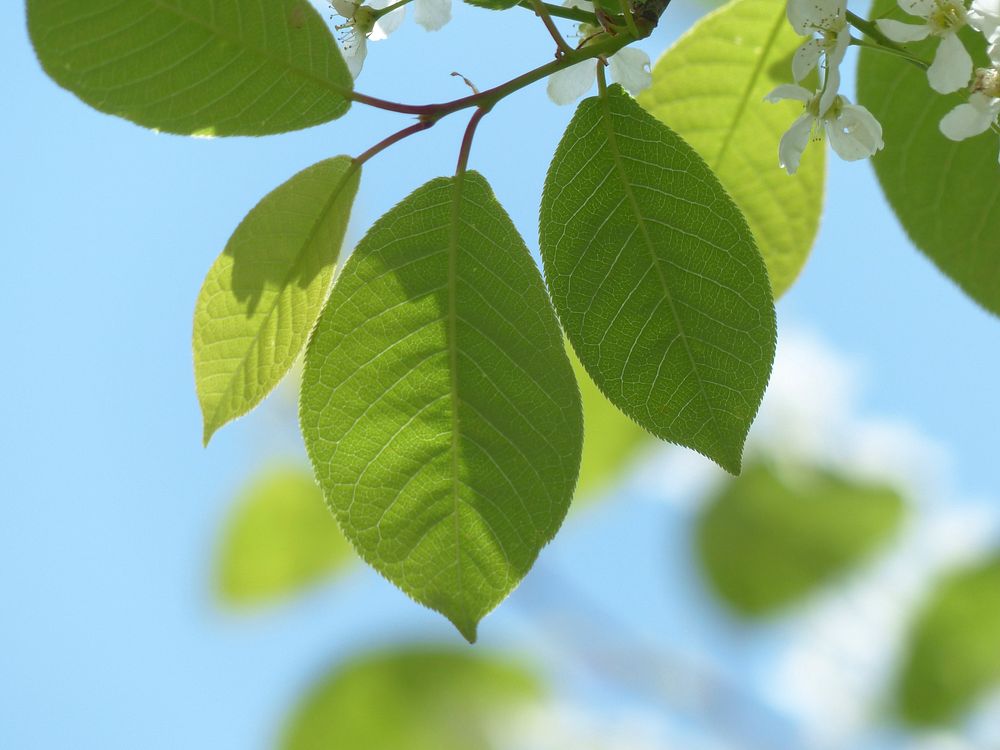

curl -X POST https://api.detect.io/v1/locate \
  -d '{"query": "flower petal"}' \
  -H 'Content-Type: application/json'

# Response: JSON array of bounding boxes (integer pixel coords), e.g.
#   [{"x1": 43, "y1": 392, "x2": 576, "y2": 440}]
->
[
  {"x1": 340, "y1": 31, "x2": 367, "y2": 79},
  {"x1": 369, "y1": 0, "x2": 405, "y2": 39},
  {"x1": 827, "y1": 102, "x2": 884, "y2": 161},
  {"x1": 900, "y1": 0, "x2": 935, "y2": 17},
  {"x1": 928, "y1": 32, "x2": 974, "y2": 93},
  {"x1": 939, "y1": 94, "x2": 998, "y2": 139},
  {"x1": 764, "y1": 84, "x2": 815, "y2": 103},
  {"x1": 609, "y1": 48, "x2": 652, "y2": 95},
  {"x1": 792, "y1": 39, "x2": 823, "y2": 82},
  {"x1": 875, "y1": 18, "x2": 931, "y2": 41},
  {"x1": 787, "y1": 0, "x2": 846, "y2": 34},
  {"x1": 547, "y1": 61, "x2": 597, "y2": 105},
  {"x1": 414, "y1": 0, "x2": 452, "y2": 30},
  {"x1": 331, "y1": 0, "x2": 359, "y2": 17},
  {"x1": 778, "y1": 112, "x2": 816, "y2": 175},
  {"x1": 818, "y1": 55, "x2": 841, "y2": 116}
]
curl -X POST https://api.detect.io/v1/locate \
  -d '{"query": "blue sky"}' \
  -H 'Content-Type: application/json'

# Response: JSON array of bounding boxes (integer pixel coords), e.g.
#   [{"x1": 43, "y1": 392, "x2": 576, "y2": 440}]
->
[{"x1": 4, "y1": 1, "x2": 1000, "y2": 748}]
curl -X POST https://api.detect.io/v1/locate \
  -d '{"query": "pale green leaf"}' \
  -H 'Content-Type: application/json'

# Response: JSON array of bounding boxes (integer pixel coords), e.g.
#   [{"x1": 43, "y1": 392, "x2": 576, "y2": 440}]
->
[
  {"x1": 282, "y1": 648, "x2": 541, "y2": 750},
  {"x1": 27, "y1": 0, "x2": 353, "y2": 136},
  {"x1": 300, "y1": 172, "x2": 583, "y2": 642},
  {"x1": 572, "y1": 347, "x2": 653, "y2": 501},
  {"x1": 216, "y1": 464, "x2": 354, "y2": 604},
  {"x1": 539, "y1": 84, "x2": 776, "y2": 474},
  {"x1": 697, "y1": 462, "x2": 905, "y2": 616},
  {"x1": 639, "y1": 0, "x2": 825, "y2": 297},
  {"x1": 896, "y1": 556, "x2": 1000, "y2": 726},
  {"x1": 194, "y1": 157, "x2": 360, "y2": 443},
  {"x1": 858, "y1": 1, "x2": 1000, "y2": 315}
]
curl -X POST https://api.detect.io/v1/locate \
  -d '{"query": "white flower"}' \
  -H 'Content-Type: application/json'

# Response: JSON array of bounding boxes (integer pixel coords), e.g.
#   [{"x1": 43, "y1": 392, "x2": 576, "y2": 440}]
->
[
  {"x1": 969, "y1": 0, "x2": 1000, "y2": 61},
  {"x1": 786, "y1": 0, "x2": 851, "y2": 115},
  {"x1": 876, "y1": 0, "x2": 973, "y2": 93},
  {"x1": 330, "y1": 0, "x2": 451, "y2": 78},
  {"x1": 330, "y1": 0, "x2": 405, "y2": 78},
  {"x1": 766, "y1": 84, "x2": 885, "y2": 174},
  {"x1": 413, "y1": 0, "x2": 452, "y2": 31},
  {"x1": 939, "y1": 74, "x2": 1000, "y2": 162}
]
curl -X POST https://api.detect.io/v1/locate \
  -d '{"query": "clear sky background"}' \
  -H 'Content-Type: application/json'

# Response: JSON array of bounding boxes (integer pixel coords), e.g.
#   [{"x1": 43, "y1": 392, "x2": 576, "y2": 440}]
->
[{"x1": 4, "y1": 1, "x2": 1000, "y2": 748}]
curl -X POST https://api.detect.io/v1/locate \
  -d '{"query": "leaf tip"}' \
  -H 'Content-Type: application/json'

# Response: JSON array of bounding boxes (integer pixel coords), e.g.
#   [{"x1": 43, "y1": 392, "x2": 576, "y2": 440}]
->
[{"x1": 450, "y1": 615, "x2": 479, "y2": 644}]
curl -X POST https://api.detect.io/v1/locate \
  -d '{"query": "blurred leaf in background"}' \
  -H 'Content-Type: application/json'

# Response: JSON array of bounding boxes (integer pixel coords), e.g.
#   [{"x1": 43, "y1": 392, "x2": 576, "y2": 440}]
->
[
  {"x1": 697, "y1": 462, "x2": 905, "y2": 616},
  {"x1": 281, "y1": 648, "x2": 542, "y2": 750},
  {"x1": 896, "y1": 556, "x2": 1000, "y2": 726},
  {"x1": 217, "y1": 465, "x2": 354, "y2": 604}
]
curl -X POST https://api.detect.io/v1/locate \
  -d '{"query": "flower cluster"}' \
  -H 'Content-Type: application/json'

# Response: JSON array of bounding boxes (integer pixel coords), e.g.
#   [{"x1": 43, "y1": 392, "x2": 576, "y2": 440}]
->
[
  {"x1": 768, "y1": 0, "x2": 884, "y2": 174},
  {"x1": 770, "y1": 0, "x2": 1000, "y2": 173},
  {"x1": 330, "y1": 0, "x2": 451, "y2": 78}
]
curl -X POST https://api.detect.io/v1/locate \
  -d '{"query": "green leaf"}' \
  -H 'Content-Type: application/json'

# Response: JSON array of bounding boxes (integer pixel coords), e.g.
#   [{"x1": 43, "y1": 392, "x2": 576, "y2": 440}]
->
[
  {"x1": 216, "y1": 464, "x2": 354, "y2": 604},
  {"x1": 282, "y1": 648, "x2": 541, "y2": 750},
  {"x1": 572, "y1": 347, "x2": 653, "y2": 501},
  {"x1": 300, "y1": 172, "x2": 583, "y2": 642},
  {"x1": 896, "y1": 556, "x2": 1000, "y2": 726},
  {"x1": 697, "y1": 462, "x2": 905, "y2": 616},
  {"x1": 27, "y1": 0, "x2": 352, "y2": 136},
  {"x1": 539, "y1": 84, "x2": 776, "y2": 474},
  {"x1": 638, "y1": 0, "x2": 825, "y2": 297},
  {"x1": 858, "y1": 1, "x2": 1000, "y2": 315},
  {"x1": 194, "y1": 157, "x2": 360, "y2": 443}
]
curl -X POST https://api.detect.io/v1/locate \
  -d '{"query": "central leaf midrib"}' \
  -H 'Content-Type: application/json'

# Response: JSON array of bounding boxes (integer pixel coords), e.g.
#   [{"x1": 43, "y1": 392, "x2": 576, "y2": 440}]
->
[
  {"x1": 712, "y1": 6, "x2": 787, "y2": 170},
  {"x1": 596, "y1": 92, "x2": 723, "y2": 445},
  {"x1": 446, "y1": 175, "x2": 468, "y2": 630}
]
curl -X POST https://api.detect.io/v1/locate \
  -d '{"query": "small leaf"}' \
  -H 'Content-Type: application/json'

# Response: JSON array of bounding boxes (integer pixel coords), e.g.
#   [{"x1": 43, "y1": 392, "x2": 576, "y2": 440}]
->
[
  {"x1": 572, "y1": 347, "x2": 653, "y2": 501},
  {"x1": 216, "y1": 465, "x2": 354, "y2": 604},
  {"x1": 697, "y1": 462, "x2": 905, "y2": 616},
  {"x1": 639, "y1": 0, "x2": 825, "y2": 297},
  {"x1": 282, "y1": 648, "x2": 541, "y2": 750},
  {"x1": 194, "y1": 157, "x2": 360, "y2": 443},
  {"x1": 540, "y1": 84, "x2": 776, "y2": 474},
  {"x1": 27, "y1": 0, "x2": 352, "y2": 136},
  {"x1": 896, "y1": 556, "x2": 1000, "y2": 726},
  {"x1": 300, "y1": 172, "x2": 583, "y2": 642},
  {"x1": 858, "y1": 0, "x2": 1000, "y2": 315}
]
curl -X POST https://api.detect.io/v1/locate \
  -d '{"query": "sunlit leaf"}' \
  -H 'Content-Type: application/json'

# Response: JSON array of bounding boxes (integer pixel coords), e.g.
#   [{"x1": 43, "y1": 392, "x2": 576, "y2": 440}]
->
[
  {"x1": 27, "y1": 0, "x2": 352, "y2": 136},
  {"x1": 282, "y1": 648, "x2": 541, "y2": 750},
  {"x1": 858, "y1": 0, "x2": 1000, "y2": 315},
  {"x1": 639, "y1": 0, "x2": 825, "y2": 297},
  {"x1": 300, "y1": 172, "x2": 583, "y2": 642},
  {"x1": 896, "y1": 556, "x2": 1000, "y2": 726},
  {"x1": 217, "y1": 465, "x2": 354, "y2": 604},
  {"x1": 540, "y1": 84, "x2": 776, "y2": 474},
  {"x1": 195, "y1": 157, "x2": 360, "y2": 443},
  {"x1": 697, "y1": 462, "x2": 905, "y2": 616}
]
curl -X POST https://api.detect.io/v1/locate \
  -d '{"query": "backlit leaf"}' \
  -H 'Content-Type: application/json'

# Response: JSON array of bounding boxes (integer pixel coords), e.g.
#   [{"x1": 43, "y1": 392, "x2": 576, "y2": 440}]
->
[
  {"x1": 195, "y1": 157, "x2": 360, "y2": 443},
  {"x1": 27, "y1": 0, "x2": 353, "y2": 136},
  {"x1": 639, "y1": 0, "x2": 825, "y2": 297},
  {"x1": 300, "y1": 172, "x2": 583, "y2": 642},
  {"x1": 540, "y1": 84, "x2": 776, "y2": 474}
]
